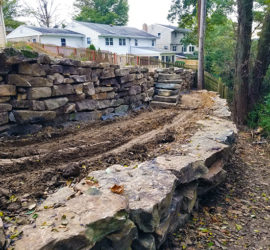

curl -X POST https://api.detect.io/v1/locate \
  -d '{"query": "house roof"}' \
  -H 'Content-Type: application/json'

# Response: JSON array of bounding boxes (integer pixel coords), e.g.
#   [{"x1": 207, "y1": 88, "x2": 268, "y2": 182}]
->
[
  {"x1": 76, "y1": 21, "x2": 157, "y2": 39},
  {"x1": 26, "y1": 26, "x2": 84, "y2": 36},
  {"x1": 131, "y1": 47, "x2": 176, "y2": 56},
  {"x1": 158, "y1": 24, "x2": 190, "y2": 33}
]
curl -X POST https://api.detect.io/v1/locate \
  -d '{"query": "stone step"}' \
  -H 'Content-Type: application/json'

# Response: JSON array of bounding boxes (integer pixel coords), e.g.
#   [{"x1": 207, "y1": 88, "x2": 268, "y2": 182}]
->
[
  {"x1": 155, "y1": 83, "x2": 181, "y2": 90},
  {"x1": 158, "y1": 74, "x2": 181, "y2": 81},
  {"x1": 150, "y1": 101, "x2": 178, "y2": 108},
  {"x1": 155, "y1": 89, "x2": 179, "y2": 97},
  {"x1": 153, "y1": 95, "x2": 180, "y2": 104},
  {"x1": 157, "y1": 79, "x2": 182, "y2": 84}
]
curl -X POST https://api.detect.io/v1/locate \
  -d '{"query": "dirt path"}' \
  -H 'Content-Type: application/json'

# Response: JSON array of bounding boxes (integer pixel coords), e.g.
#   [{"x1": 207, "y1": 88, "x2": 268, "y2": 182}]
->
[
  {"x1": 0, "y1": 91, "x2": 216, "y2": 216},
  {"x1": 163, "y1": 131, "x2": 270, "y2": 250}
]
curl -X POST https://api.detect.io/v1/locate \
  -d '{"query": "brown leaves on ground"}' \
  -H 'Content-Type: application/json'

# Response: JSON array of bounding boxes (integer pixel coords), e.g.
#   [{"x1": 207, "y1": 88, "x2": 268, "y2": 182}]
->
[{"x1": 110, "y1": 184, "x2": 124, "y2": 194}]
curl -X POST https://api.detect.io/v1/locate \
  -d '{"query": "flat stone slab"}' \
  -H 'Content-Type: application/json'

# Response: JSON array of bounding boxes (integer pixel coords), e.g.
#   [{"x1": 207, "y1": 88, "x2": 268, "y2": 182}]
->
[
  {"x1": 155, "y1": 89, "x2": 179, "y2": 97},
  {"x1": 155, "y1": 83, "x2": 181, "y2": 90},
  {"x1": 15, "y1": 193, "x2": 128, "y2": 250},
  {"x1": 76, "y1": 164, "x2": 177, "y2": 233},
  {"x1": 150, "y1": 101, "x2": 178, "y2": 108},
  {"x1": 153, "y1": 95, "x2": 180, "y2": 104}
]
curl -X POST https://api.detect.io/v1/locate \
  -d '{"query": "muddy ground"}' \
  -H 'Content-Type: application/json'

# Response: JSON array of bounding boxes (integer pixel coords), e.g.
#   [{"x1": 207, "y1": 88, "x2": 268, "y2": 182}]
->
[{"x1": 0, "y1": 91, "x2": 216, "y2": 217}]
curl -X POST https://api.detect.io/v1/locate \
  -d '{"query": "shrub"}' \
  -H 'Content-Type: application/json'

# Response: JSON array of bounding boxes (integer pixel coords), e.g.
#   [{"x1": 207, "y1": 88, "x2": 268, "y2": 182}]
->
[
  {"x1": 89, "y1": 44, "x2": 96, "y2": 51},
  {"x1": 248, "y1": 93, "x2": 270, "y2": 136}
]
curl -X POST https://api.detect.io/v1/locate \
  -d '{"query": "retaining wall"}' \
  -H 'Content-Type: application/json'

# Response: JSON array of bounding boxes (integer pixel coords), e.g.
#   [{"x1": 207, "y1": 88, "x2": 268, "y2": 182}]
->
[{"x1": 0, "y1": 48, "x2": 195, "y2": 136}]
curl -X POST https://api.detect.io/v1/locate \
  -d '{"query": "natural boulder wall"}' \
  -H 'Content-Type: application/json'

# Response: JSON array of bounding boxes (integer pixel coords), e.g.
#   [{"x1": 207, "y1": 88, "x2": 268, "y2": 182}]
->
[
  {"x1": 14, "y1": 193, "x2": 128, "y2": 250},
  {"x1": 0, "y1": 103, "x2": 12, "y2": 112},
  {"x1": 76, "y1": 164, "x2": 177, "y2": 233},
  {"x1": 12, "y1": 110, "x2": 56, "y2": 124}
]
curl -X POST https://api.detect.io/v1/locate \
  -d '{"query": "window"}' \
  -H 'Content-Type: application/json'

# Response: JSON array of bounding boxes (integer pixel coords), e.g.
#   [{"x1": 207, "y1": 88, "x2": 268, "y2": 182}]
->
[
  {"x1": 173, "y1": 45, "x2": 177, "y2": 51},
  {"x1": 32, "y1": 38, "x2": 37, "y2": 43},
  {"x1": 152, "y1": 40, "x2": 155, "y2": 46},
  {"x1": 189, "y1": 46, "x2": 195, "y2": 52},
  {"x1": 162, "y1": 56, "x2": 165, "y2": 62},
  {"x1": 158, "y1": 33, "x2": 161, "y2": 38},
  {"x1": 87, "y1": 37, "x2": 91, "y2": 45},
  {"x1": 174, "y1": 32, "x2": 177, "y2": 38},
  {"x1": 135, "y1": 39, "x2": 138, "y2": 46},
  {"x1": 164, "y1": 46, "x2": 168, "y2": 50},
  {"x1": 182, "y1": 45, "x2": 187, "y2": 53},
  {"x1": 61, "y1": 38, "x2": 66, "y2": 47},
  {"x1": 119, "y1": 38, "x2": 126, "y2": 46},
  {"x1": 105, "y1": 37, "x2": 113, "y2": 46}
]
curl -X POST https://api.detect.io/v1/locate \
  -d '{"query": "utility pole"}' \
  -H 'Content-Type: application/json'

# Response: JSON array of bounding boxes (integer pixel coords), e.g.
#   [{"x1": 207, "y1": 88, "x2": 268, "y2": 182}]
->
[
  {"x1": 197, "y1": 0, "x2": 206, "y2": 89},
  {"x1": 0, "y1": 0, "x2": 6, "y2": 48}
]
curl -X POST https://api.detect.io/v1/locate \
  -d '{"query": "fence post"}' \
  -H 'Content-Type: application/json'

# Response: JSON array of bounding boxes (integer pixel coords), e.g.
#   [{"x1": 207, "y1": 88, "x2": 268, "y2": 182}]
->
[
  {"x1": 137, "y1": 56, "x2": 139, "y2": 66},
  {"x1": 56, "y1": 46, "x2": 60, "y2": 55},
  {"x1": 114, "y1": 53, "x2": 117, "y2": 64}
]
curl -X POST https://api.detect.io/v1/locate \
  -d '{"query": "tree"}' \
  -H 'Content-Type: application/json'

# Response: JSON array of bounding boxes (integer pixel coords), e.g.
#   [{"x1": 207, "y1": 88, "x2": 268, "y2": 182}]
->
[
  {"x1": 249, "y1": 6, "x2": 270, "y2": 108},
  {"x1": 233, "y1": 0, "x2": 254, "y2": 124},
  {"x1": 23, "y1": 0, "x2": 60, "y2": 28},
  {"x1": 3, "y1": 0, "x2": 23, "y2": 29},
  {"x1": 74, "y1": 0, "x2": 129, "y2": 25}
]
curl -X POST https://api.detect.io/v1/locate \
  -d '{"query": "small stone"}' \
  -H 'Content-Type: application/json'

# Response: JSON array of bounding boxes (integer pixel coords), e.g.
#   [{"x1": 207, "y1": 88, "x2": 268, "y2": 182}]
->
[
  {"x1": 0, "y1": 218, "x2": 5, "y2": 249},
  {"x1": 83, "y1": 82, "x2": 95, "y2": 96},
  {"x1": 28, "y1": 203, "x2": 36, "y2": 210}
]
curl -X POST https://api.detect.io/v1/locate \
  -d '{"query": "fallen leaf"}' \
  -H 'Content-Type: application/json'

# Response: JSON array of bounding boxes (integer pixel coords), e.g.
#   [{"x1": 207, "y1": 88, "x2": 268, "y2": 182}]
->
[
  {"x1": 235, "y1": 224, "x2": 242, "y2": 231},
  {"x1": 110, "y1": 184, "x2": 124, "y2": 194}
]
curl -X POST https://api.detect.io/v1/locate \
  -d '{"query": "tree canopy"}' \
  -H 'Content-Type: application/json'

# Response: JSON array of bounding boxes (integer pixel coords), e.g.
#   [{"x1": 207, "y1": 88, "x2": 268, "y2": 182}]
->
[
  {"x1": 3, "y1": 0, "x2": 23, "y2": 29},
  {"x1": 74, "y1": 0, "x2": 129, "y2": 26}
]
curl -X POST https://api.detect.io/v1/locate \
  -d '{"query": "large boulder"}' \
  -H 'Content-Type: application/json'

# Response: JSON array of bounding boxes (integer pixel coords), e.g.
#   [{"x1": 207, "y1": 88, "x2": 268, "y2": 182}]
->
[
  {"x1": 0, "y1": 112, "x2": 8, "y2": 125},
  {"x1": 14, "y1": 193, "x2": 128, "y2": 250},
  {"x1": 0, "y1": 85, "x2": 16, "y2": 96},
  {"x1": 52, "y1": 85, "x2": 74, "y2": 96},
  {"x1": 0, "y1": 218, "x2": 5, "y2": 249},
  {"x1": 12, "y1": 110, "x2": 56, "y2": 124},
  {"x1": 44, "y1": 97, "x2": 69, "y2": 110},
  {"x1": 27, "y1": 87, "x2": 52, "y2": 100},
  {"x1": 76, "y1": 163, "x2": 177, "y2": 233},
  {"x1": 18, "y1": 63, "x2": 46, "y2": 76}
]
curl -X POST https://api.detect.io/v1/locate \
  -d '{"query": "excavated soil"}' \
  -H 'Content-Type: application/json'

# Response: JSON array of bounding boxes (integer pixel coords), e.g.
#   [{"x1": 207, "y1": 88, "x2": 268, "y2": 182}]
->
[{"x1": 0, "y1": 91, "x2": 217, "y2": 216}]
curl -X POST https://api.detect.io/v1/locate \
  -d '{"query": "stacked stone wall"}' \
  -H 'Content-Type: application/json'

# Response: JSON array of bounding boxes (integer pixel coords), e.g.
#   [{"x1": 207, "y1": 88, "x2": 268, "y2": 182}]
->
[{"x1": 0, "y1": 49, "x2": 196, "y2": 135}]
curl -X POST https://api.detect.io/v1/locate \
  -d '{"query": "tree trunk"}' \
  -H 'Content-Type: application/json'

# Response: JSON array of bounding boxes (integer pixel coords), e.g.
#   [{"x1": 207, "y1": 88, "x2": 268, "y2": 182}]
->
[
  {"x1": 0, "y1": 2, "x2": 6, "y2": 48},
  {"x1": 233, "y1": 0, "x2": 253, "y2": 125},
  {"x1": 197, "y1": 0, "x2": 206, "y2": 90},
  {"x1": 249, "y1": 8, "x2": 270, "y2": 108}
]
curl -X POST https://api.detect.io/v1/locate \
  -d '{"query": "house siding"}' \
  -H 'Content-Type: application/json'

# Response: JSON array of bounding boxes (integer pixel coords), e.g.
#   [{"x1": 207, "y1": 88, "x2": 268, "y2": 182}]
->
[{"x1": 7, "y1": 26, "x2": 85, "y2": 48}]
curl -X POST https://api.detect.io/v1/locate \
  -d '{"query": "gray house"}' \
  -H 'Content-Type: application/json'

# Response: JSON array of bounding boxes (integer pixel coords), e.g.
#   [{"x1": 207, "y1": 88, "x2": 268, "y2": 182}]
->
[{"x1": 147, "y1": 24, "x2": 197, "y2": 55}]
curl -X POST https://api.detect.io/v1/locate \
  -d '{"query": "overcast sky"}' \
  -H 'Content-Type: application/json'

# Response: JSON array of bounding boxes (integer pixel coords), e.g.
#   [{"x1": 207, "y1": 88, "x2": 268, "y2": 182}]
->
[{"x1": 17, "y1": 0, "x2": 175, "y2": 29}]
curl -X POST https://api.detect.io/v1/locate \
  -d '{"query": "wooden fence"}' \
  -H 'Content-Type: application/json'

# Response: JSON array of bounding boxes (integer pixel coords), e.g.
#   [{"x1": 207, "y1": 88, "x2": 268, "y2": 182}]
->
[{"x1": 204, "y1": 71, "x2": 231, "y2": 99}]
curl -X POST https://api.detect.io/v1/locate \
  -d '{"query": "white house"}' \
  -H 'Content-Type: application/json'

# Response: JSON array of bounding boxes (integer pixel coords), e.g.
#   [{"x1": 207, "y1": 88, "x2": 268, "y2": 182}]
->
[
  {"x1": 65, "y1": 21, "x2": 176, "y2": 62},
  {"x1": 7, "y1": 25, "x2": 85, "y2": 48},
  {"x1": 147, "y1": 24, "x2": 197, "y2": 55}
]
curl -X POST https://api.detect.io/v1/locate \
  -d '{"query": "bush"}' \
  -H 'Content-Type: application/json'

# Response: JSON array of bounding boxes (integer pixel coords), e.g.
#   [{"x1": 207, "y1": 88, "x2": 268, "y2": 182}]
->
[
  {"x1": 248, "y1": 93, "x2": 270, "y2": 136},
  {"x1": 89, "y1": 44, "x2": 96, "y2": 51},
  {"x1": 175, "y1": 61, "x2": 185, "y2": 67}
]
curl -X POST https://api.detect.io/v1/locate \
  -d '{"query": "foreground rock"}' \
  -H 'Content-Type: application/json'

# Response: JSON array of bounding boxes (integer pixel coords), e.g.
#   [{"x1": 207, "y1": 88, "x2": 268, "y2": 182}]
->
[{"x1": 15, "y1": 193, "x2": 128, "y2": 250}]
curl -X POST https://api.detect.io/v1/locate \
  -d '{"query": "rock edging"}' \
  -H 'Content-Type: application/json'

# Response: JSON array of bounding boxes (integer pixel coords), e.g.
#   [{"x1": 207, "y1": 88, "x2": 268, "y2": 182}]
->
[{"x1": 12, "y1": 93, "x2": 237, "y2": 250}]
